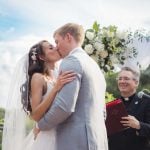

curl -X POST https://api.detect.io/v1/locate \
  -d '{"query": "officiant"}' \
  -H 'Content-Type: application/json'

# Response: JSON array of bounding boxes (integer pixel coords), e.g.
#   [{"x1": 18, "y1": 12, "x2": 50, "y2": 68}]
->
[{"x1": 108, "y1": 66, "x2": 150, "y2": 150}]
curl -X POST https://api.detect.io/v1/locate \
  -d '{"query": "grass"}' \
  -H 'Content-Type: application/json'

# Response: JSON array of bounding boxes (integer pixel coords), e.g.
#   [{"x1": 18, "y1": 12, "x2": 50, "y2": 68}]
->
[{"x1": 0, "y1": 131, "x2": 2, "y2": 150}]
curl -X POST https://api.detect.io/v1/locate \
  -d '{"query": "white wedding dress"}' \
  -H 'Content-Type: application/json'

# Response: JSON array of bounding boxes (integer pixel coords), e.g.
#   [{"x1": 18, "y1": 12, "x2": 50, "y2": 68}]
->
[
  {"x1": 23, "y1": 80, "x2": 57, "y2": 150},
  {"x1": 2, "y1": 56, "x2": 60, "y2": 150}
]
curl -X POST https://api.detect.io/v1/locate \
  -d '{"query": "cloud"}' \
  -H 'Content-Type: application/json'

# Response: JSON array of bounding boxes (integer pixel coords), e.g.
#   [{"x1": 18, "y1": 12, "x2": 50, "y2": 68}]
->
[
  {"x1": 1, "y1": 0, "x2": 150, "y2": 39},
  {"x1": 4, "y1": 1, "x2": 150, "y2": 40},
  {"x1": 96, "y1": 0, "x2": 150, "y2": 29},
  {"x1": 1, "y1": 0, "x2": 104, "y2": 31},
  {"x1": 0, "y1": 0, "x2": 150, "y2": 107}
]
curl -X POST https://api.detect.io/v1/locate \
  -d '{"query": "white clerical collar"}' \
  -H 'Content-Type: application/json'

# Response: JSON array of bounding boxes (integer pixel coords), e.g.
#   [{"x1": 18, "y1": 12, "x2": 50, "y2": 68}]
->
[
  {"x1": 124, "y1": 97, "x2": 129, "y2": 101},
  {"x1": 122, "y1": 93, "x2": 136, "y2": 102}
]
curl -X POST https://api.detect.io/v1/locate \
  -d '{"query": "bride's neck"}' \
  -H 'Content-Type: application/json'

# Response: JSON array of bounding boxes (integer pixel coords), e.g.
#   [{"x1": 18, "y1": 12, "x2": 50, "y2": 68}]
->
[
  {"x1": 47, "y1": 62, "x2": 56, "y2": 70},
  {"x1": 45, "y1": 63, "x2": 57, "y2": 80}
]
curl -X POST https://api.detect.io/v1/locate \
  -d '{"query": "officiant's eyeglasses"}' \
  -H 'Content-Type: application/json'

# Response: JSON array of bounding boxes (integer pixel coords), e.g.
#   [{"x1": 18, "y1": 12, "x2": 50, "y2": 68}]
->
[{"x1": 116, "y1": 77, "x2": 136, "y2": 81}]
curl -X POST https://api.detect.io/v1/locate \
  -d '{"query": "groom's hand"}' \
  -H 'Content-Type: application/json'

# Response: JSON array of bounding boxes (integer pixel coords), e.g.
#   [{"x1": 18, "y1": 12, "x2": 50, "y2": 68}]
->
[{"x1": 33, "y1": 126, "x2": 40, "y2": 140}]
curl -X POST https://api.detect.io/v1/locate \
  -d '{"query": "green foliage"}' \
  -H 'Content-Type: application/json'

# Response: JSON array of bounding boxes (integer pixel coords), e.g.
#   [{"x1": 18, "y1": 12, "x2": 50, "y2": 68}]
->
[
  {"x1": 0, "y1": 108, "x2": 4, "y2": 120},
  {"x1": 0, "y1": 131, "x2": 2, "y2": 150},
  {"x1": 142, "y1": 89, "x2": 150, "y2": 94},
  {"x1": 93, "y1": 21, "x2": 99, "y2": 33},
  {"x1": 138, "y1": 65, "x2": 150, "y2": 92},
  {"x1": 105, "y1": 72, "x2": 120, "y2": 98},
  {"x1": 0, "y1": 108, "x2": 4, "y2": 131},
  {"x1": 105, "y1": 92, "x2": 116, "y2": 103},
  {"x1": 0, "y1": 108, "x2": 5, "y2": 150},
  {"x1": 25, "y1": 117, "x2": 35, "y2": 135}
]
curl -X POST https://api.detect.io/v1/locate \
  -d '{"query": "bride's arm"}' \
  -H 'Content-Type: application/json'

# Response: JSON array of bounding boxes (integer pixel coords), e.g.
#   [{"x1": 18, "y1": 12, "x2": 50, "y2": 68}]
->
[{"x1": 30, "y1": 71, "x2": 75, "y2": 122}]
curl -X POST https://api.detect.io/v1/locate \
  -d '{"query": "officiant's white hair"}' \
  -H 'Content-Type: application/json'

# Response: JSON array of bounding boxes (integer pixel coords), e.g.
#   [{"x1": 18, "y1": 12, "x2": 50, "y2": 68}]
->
[{"x1": 120, "y1": 66, "x2": 140, "y2": 83}]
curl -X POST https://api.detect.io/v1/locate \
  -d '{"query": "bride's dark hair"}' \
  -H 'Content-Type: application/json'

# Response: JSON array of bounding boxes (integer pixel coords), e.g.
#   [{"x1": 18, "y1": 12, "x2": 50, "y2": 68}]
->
[{"x1": 21, "y1": 40, "x2": 49, "y2": 113}]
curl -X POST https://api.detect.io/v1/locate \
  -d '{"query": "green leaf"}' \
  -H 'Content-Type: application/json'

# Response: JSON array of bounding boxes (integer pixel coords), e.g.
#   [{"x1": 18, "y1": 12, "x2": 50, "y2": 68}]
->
[
  {"x1": 105, "y1": 92, "x2": 116, "y2": 103},
  {"x1": 92, "y1": 21, "x2": 100, "y2": 33}
]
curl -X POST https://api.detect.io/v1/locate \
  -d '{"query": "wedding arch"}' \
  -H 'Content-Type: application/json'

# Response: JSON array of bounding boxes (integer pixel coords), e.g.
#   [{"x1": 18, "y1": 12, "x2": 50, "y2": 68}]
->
[{"x1": 82, "y1": 21, "x2": 150, "y2": 73}]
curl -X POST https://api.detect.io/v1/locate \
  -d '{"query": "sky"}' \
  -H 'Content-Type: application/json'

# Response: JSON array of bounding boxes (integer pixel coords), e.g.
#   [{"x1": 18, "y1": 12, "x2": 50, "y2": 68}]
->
[{"x1": 0, "y1": 0, "x2": 150, "y2": 108}]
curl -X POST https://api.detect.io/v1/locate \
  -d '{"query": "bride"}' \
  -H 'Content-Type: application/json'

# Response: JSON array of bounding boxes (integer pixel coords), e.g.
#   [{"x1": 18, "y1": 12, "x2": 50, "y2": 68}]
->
[{"x1": 2, "y1": 40, "x2": 76, "y2": 150}]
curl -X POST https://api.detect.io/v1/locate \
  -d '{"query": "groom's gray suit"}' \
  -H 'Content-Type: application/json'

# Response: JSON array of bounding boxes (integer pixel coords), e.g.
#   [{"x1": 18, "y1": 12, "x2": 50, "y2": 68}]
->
[{"x1": 38, "y1": 48, "x2": 108, "y2": 150}]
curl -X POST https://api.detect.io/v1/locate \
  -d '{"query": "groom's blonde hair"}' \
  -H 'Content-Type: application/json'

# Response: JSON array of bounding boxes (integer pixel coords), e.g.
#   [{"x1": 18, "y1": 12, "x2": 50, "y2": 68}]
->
[{"x1": 54, "y1": 23, "x2": 85, "y2": 45}]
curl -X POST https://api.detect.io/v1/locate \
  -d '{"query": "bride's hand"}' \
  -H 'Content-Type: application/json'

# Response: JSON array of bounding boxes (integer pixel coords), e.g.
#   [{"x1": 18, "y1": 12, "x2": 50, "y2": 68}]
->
[
  {"x1": 33, "y1": 126, "x2": 40, "y2": 140},
  {"x1": 54, "y1": 71, "x2": 76, "y2": 92}
]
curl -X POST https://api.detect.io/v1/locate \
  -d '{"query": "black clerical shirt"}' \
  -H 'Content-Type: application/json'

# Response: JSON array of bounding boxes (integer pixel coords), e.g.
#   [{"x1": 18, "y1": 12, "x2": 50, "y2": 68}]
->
[
  {"x1": 121, "y1": 93, "x2": 136, "y2": 110},
  {"x1": 108, "y1": 93, "x2": 150, "y2": 150}
]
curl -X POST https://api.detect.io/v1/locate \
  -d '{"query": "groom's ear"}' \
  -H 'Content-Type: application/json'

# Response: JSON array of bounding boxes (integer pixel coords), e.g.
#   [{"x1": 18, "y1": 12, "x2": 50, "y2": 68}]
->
[{"x1": 66, "y1": 33, "x2": 72, "y2": 42}]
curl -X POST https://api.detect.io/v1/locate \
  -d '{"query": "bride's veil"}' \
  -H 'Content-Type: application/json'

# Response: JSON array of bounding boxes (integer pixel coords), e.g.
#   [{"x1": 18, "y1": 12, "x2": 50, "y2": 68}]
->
[{"x1": 2, "y1": 54, "x2": 34, "y2": 150}]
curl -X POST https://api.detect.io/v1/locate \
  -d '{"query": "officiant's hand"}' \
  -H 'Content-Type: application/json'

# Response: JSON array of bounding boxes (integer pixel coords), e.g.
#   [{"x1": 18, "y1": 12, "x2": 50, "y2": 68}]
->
[{"x1": 120, "y1": 115, "x2": 141, "y2": 129}]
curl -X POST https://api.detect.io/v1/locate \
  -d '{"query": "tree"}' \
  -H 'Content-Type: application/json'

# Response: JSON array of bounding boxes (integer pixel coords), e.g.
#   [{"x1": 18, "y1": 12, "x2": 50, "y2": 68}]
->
[
  {"x1": 138, "y1": 65, "x2": 150, "y2": 93},
  {"x1": 0, "y1": 108, "x2": 5, "y2": 150}
]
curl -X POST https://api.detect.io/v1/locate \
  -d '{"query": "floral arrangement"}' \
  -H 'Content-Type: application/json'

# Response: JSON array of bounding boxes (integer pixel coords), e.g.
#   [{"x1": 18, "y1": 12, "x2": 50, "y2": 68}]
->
[{"x1": 82, "y1": 22, "x2": 138, "y2": 73}]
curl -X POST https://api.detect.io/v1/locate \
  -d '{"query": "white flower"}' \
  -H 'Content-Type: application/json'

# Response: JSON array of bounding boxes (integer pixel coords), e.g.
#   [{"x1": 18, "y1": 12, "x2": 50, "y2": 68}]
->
[
  {"x1": 110, "y1": 55, "x2": 119, "y2": 64},
  {"x1": 94, "y1": 42, "x2": 104, "y2": 51},
  {"x1": 95, "y1": 34, "x2": 101, "y2": 41},
  {"x1": 99, "y1": 50, "x2": 108, "y2": 58},
  {"x1": 90, "y1": 54, "x2": 99, "y2": 63},
  {"x1": 86, "y1": 31, "x2": 95, "y2": 40},
  {"x1": 100, "y1": 60, "x2": 105, "y2": 67},
  {"x1": 84, "y1": 44, "x2": 94, "y2": 54},
  {"x1": 116, "y1": 30, "x2": 128, "y2": 40},
  {"x1": 108, "y1": 31, "x2": 114, "y2": 38},
  {"x1": 105, "y1": 65, "x2": 110, "y2": 70},
  {"x1": 102, "y1": 29, "x2": 109, "y2": 37}
]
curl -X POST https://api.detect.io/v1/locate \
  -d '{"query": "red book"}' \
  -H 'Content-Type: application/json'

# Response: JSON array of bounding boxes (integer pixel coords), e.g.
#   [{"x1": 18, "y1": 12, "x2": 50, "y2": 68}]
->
[{"x1": 105, "y1": 99, "x2": 128, "y2": 136}]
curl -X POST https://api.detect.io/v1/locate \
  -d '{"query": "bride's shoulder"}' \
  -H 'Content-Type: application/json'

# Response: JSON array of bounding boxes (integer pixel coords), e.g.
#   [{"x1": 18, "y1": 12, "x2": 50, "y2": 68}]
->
[{"x1": 31, "y1": 73, "x2": 45, "y2": 83}]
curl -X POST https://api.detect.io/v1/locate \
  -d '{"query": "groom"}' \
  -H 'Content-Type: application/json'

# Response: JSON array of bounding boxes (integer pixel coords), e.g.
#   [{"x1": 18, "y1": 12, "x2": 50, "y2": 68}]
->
[{"x1": 38, "y1": 23, "x2": 108, "y2": 150}]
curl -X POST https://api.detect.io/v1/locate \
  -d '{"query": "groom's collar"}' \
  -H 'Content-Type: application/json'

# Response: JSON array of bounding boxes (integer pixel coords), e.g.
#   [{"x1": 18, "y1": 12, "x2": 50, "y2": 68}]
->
[{"x1": 68, "y1": 47, "x2": 82, "y2": 56}]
